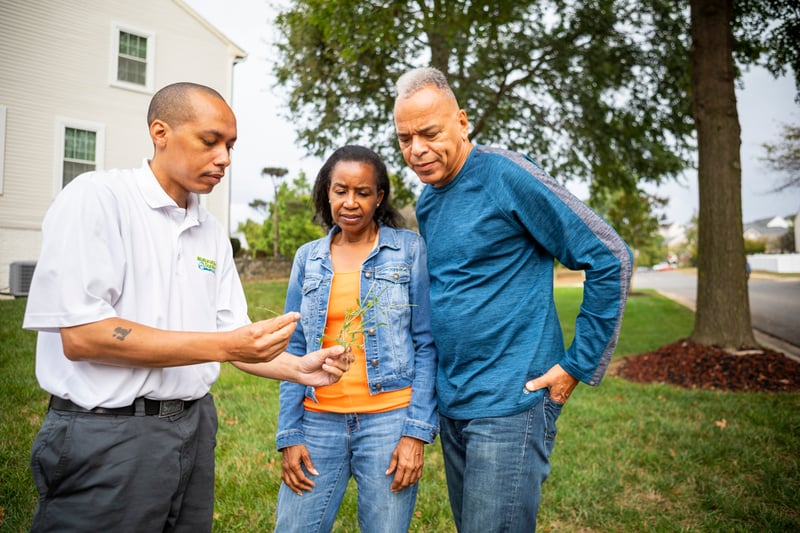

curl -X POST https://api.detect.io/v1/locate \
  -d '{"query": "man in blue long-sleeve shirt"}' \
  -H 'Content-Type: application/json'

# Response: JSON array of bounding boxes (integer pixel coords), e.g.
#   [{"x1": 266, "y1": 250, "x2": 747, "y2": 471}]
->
[{"x1": 393, "y1": 67, "x2": 633, "y2": 532}]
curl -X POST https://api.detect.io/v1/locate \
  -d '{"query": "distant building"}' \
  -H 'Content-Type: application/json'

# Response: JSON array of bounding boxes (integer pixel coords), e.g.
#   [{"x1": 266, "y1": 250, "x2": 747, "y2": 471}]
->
[
  {"x1": 744, "y1": 215, "x2": 795, "y2": 253},
  {"x1": 659, "y1": 222, "x2": 688, "y2": 250},
  {"x1": 0, "y1": 0, "x2": 246, "y2": 294},
  {"x1": 656, "y1": 211, "x2": 797, "y2": 266}
]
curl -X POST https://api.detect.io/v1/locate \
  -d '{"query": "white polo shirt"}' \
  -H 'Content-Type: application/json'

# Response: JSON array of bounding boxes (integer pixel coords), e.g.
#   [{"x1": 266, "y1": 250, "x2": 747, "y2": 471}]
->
[{"x1": 23, "y1": 160, "x2": 250, "y2": 409}]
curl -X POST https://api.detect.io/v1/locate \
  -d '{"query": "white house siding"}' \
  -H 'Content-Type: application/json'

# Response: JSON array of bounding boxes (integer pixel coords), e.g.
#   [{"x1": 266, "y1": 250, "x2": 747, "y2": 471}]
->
[{"x1": 0, "y1": 0, "x2": 245, "y2": 292}]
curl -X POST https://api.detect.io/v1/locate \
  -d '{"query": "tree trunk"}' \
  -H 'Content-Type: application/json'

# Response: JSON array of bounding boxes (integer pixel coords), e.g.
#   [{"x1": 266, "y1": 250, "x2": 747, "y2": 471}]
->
[
  {"x1": 273, "y1": 205, "x2": 280, "y2": 258},
  {"x1": 689, "y1": 0, "x2": 756, "y2": 349}
]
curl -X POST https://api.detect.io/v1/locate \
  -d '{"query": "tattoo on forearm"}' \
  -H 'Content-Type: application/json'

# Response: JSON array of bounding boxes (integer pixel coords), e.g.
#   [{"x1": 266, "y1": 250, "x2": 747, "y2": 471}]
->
[{"x1": 112, "y1": 327, "x2": 132, "y2": 341}]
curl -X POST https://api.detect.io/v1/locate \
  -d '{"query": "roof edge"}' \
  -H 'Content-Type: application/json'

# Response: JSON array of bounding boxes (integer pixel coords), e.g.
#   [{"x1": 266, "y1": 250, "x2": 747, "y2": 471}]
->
[{"x1": 173, "y1": 0, "x2": 247, "y2": 61}]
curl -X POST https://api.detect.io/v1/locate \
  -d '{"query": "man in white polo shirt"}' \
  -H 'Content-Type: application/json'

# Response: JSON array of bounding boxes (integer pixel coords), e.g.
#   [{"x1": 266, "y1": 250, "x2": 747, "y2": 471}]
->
[{"x1": 22, "y1": 82, "x2": 348, "y2": 532}]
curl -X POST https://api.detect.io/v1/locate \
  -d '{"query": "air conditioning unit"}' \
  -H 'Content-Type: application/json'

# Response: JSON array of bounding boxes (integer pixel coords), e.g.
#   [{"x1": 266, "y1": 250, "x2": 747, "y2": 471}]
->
[{"x1": 9, "y1": 261, "x2": 36, "y2": 297}]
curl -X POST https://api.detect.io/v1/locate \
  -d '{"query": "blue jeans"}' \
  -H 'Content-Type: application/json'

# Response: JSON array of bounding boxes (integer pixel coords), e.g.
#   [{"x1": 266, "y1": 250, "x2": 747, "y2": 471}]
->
[
  {"x1": 440, "y1": 395, "x2": 563, "y2": 532},
  {"x1": 274, "y1": 408, "x2": 418, "y2": 533}
]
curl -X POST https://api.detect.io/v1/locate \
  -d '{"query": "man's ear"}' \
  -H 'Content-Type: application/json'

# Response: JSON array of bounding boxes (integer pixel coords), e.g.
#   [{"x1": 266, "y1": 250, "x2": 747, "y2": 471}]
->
[
  {"x1": 458, "y1": 109, "x2": 470, "y2": 141},
  {"x1": 150, "y1": 119, "x2": 168, "y2": 148}
]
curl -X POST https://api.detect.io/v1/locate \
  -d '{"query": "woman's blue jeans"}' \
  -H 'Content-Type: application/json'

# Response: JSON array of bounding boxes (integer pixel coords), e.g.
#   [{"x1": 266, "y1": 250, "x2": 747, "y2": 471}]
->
[
  {"x1": 439, "y1": 395, "x2": 563, "y2": 533},
  {"x1": 274, "y1": 408, "x2": 418, "y2": 533}
]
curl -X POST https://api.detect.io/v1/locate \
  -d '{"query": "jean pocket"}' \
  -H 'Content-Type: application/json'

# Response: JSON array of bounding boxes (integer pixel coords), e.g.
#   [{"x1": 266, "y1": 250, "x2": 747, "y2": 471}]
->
[
  {"x1": 542, "y1": 395, "x2": 563, "y2": 457},
  {"x1": 544, "y1": 391, "x2": 567, "y2": 408}
]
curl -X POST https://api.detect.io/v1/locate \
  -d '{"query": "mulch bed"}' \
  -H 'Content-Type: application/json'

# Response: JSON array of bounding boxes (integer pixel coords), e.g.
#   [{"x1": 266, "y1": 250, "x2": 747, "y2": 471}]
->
[{"x1": 616, "y1": 338, "x2": 800, "y2": 392}]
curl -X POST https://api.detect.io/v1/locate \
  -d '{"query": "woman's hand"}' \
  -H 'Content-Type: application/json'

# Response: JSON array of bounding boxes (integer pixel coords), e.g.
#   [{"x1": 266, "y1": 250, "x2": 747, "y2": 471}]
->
[
  {"x1": 280, "y1": 444, "x2": 318, "y2": 495},
  {"x1": 386, "y1": 436, "x2": 425, "y2": 492}
]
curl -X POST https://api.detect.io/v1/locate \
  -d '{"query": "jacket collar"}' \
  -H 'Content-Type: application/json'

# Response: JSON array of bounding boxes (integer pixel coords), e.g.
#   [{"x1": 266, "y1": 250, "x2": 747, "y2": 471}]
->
[{"x1": 307, "y1": 224, "x2": 402, "y2": 261}]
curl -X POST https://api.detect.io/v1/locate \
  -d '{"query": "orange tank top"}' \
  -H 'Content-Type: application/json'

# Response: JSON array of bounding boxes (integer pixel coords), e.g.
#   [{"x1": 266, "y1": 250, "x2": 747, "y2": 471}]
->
[{"x1": 304, "y1": 270, "x2": 412, "y2": 413}]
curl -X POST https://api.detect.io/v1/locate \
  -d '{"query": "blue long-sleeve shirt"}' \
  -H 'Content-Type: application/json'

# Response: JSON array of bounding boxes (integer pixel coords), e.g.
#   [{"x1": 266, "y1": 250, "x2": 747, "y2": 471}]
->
[{"x1": 416, "y1": 145, "x2": 632, "y2": 419}]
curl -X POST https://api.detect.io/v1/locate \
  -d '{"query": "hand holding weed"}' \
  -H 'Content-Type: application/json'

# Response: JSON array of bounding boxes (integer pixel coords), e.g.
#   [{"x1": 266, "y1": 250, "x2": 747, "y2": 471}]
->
[{"x1": 295, "y1": 344, "x2": 353, "y2": 387}]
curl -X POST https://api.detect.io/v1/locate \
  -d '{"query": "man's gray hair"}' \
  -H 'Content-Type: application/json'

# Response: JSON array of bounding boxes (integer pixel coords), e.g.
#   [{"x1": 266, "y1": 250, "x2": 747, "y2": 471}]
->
[{"x1": 395, "y1": 67, "x2": 456, "y2": 101}]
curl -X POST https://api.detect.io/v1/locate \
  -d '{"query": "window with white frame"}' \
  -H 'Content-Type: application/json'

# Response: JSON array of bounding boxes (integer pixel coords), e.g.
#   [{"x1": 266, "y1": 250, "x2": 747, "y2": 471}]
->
[
  {"x1": 56, "y1": 119, "x2": 105, "y2": 189},
  {"x1": 111, "y1": 23, "x2": 154, "y2": 92}
]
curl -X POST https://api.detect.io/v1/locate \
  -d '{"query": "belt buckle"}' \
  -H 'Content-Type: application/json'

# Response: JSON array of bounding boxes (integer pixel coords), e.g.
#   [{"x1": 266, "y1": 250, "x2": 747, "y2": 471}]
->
[{"x1": 158, "y1": 399, "x2": 184, "y2": 417}]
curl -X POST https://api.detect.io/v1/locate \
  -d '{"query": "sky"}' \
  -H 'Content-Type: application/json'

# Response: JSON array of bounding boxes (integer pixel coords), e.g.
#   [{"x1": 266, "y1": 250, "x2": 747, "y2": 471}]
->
[{"x1": 185, "y1": 0, "x2": 800, "y2": 229}]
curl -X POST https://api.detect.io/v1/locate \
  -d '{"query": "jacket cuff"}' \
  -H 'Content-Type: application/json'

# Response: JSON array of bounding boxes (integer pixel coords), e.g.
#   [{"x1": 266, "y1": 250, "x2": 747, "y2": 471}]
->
[
  {"x1": 276, "y1": 429, "x2": 305, "y2": 450},
  {"x1": 402, "y1": 419, "x2": 439, "y2": 444}
]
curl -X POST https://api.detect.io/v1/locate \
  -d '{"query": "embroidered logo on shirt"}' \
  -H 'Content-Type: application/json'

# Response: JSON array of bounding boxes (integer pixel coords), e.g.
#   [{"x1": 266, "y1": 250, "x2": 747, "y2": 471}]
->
[{"x1": 197, "y1": 256, "x2": 217, "y2": 273}]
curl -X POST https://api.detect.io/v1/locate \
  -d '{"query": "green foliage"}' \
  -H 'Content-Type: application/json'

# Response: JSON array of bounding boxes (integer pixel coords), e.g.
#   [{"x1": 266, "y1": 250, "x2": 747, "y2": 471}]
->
[
  {"x1": 679, "y1": 215, "x2": 699, "y2": 267},
  {"x1": 272, "y1": 0, "x2": 798, "y2": 348},
  {"x1": 389, "y1": 171, "x2": 418, "y2": 209},
  {"x1": 733, "y1": 0, "x2": 800, "y2": 99},
  {"x1": 237, "y1": 218, "x2": 270, "y2": 256},
  {"x1": 273, "y1": 0, "x2": 695, "y2": 190},
  {"x1": 636, "y1": 234, "x2": 668, "y2": 268},
  {"x1": 541, "y1": 377, "x2": 800, "y2": 532},
  {"x1": 556, "y1": 287, "x2": 695, "y2": 354},
  {"x1": 240, "y1": 168, "x2": 415, "y2": 259},
  {"x1": 0, "y1": 298, "x2": 43, "y2": 530},
  {"x1": 744, "y1": 238, "x2": 767, "y2": 255},
  {"x1": 238, "y1": 173, "x2": 325, "y2": 258},
  {"x1": 246, "y1": 281, "x2": 290, "y2": 319},
  {"x1": 589, "y1": 186, "x2": 666, "y2": 269}
]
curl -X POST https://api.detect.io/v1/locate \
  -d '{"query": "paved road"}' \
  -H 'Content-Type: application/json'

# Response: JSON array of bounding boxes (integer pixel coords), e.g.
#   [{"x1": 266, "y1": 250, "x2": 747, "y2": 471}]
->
[{"x1": 633, "y1": 270, "x2": 800, "y2": 349}]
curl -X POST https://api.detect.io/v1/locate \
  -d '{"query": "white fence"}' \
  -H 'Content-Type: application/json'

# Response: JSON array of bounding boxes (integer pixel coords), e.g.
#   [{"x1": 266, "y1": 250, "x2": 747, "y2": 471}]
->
[{"x1": 748, "y1": 253, "x2": 800, "y2": 273}]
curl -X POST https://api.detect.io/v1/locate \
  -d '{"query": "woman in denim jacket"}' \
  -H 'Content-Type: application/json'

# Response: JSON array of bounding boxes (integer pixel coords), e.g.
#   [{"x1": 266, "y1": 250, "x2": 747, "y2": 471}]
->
[{"x1": 274, "y1": 145, "x2": 438, "y2": 533}]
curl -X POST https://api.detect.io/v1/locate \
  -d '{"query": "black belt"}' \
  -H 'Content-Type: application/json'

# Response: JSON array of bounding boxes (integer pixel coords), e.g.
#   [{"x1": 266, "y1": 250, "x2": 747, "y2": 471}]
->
[{"x1": 49, "y1": 395, "x2": 197, "y2": 417}]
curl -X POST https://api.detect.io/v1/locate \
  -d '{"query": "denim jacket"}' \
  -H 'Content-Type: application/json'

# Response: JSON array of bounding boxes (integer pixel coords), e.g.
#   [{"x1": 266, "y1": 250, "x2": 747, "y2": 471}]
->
[{"x1": 276, "y1": 225, "x2": 439, "y2": 450}]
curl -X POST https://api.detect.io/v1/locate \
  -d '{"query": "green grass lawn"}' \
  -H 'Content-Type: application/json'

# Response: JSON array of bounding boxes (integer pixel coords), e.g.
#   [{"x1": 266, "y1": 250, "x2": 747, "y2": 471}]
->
[{"x1": 1, "y1": 284, "x2": 798, "y2": 532}]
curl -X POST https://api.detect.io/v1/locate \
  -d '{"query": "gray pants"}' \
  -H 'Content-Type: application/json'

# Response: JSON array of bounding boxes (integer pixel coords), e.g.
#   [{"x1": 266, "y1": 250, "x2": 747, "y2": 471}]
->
[{"x1": 30, "y1": 394, "x2": 217, "y2": 533}]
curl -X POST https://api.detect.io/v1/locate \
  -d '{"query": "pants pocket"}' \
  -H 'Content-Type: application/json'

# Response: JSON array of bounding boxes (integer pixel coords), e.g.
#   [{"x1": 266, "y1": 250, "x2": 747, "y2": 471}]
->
[{"x1": 30, "y1": 411, "x2": 75, "y2": 497}]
